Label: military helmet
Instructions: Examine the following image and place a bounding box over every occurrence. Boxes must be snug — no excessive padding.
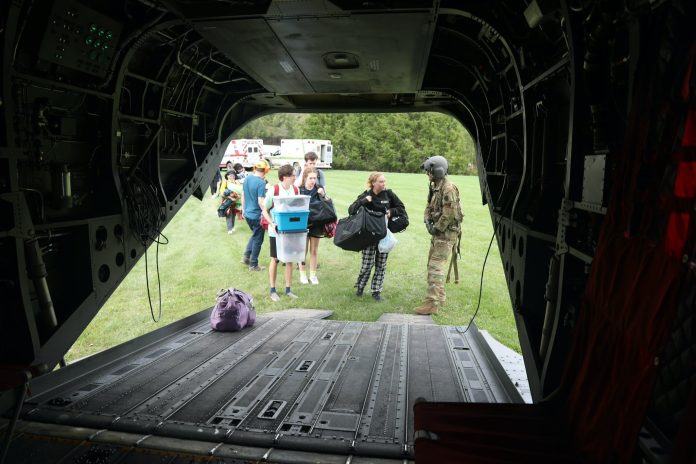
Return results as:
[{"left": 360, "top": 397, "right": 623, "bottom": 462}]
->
[{"left": 421, "top": 156, "right": 449, "bottom": 179}]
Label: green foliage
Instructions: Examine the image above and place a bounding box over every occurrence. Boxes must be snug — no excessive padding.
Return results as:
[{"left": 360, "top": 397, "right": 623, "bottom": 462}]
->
[
  {"left": 238, "top": 112, "right": 476, "bottom": 174},
  {"left": 302, "top": 113, "right": 476, "bottom": 174},
  {"left": 236, "top": 113, "right": 308, "bottom": 144},
  {"left": 66, "top": 171, "right": 517, "bottom": 362}
]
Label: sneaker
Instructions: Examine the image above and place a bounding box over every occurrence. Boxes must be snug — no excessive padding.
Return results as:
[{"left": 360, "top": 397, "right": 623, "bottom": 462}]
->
[
  {"left": 241, "top": 256, "right": 250, "bottom": 265},
  {"left": 356, "top": 288, "right": 364, "bottom": 297},
  {"left": 372, "top": 292, "right": 382, "bottom": 301},
  {"left": 249, "top": 265, "right": 265, "bottom": 271},
  {"left": 285, "top": 291, "right": 298, "bottom": 299},
  {"left": 227, "top": 229, "right": 235, "bottom": 234},
  {"left": 309, "top": 276, "right": 319, "bottom": 285},
  {"left": 270, "top": 292, "right": 280, "bottom": 302},
  {"left": 300, "top": 273, "right": 309, "bottom": 285}
]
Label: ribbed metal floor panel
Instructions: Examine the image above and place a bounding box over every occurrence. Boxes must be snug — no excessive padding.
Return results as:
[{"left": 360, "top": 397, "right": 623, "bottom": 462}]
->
[{"left": 8, "top": 312, "right": 522, "bottom": 463}]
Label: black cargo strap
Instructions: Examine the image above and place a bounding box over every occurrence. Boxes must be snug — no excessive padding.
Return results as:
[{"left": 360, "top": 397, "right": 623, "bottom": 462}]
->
[{"left": 446, "top": 231, "right": 462, "bottom": 284}]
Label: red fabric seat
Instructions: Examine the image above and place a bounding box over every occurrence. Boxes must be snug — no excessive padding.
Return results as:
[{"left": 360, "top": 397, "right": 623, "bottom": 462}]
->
[{"left": 414, "top": 402, "right": 579, "bottom": 464}]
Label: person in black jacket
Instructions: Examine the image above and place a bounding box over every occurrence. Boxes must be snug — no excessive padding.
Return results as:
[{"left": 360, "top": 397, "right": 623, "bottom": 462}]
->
[{"left": 348, "top": 172, "right": 406, "bottom": 301}]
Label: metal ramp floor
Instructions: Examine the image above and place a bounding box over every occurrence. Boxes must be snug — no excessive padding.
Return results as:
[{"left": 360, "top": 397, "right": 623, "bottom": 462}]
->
[{"left": 3, "top": 310, "right": 523, "bottom": 463}]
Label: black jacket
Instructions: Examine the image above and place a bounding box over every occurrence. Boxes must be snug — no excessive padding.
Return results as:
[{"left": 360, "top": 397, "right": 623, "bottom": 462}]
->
[
  {"left": 300, "top": 185, "right": 323, "bottom": 203},
  {"left": 348, "top": 189, "right": 406, "bottom": 218}
]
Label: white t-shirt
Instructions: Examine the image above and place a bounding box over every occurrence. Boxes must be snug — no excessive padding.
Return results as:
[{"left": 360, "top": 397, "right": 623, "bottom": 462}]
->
[{"left": 265, "top": 183, "right": 297, "bottom": 238}]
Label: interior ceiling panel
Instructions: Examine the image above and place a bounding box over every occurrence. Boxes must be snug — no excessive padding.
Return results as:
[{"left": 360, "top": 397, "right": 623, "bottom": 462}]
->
[
  {"left": 194, "top": 19, "right": 313, "bottom": 94},
  {"left": 164, "top": 0, "right": 273, "bottom": 20},
  {"left": 266, "top": 0, "right": 343, "bottom": 16},
  {"left": 196, "top": 12, "right": 436, "bottom": 94}
]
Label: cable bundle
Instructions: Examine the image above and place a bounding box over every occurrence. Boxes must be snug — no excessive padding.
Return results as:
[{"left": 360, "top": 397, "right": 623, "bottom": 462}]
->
[{"left": 123, "top": 171, "right": 168, "bottom": 322}]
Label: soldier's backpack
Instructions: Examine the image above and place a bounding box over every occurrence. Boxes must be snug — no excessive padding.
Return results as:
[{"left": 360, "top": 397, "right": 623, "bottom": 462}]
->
[{"left": 210, "top": 288, "right": 256, "bottom": 332}]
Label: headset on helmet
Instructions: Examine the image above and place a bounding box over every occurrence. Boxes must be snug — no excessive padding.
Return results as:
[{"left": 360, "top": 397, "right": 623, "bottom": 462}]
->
[
  {"left": 421, "top": 156, "right": 449, "bottom": 179},
  {"left": 254, "top": 159, "right": 270, "bottom": 174}
]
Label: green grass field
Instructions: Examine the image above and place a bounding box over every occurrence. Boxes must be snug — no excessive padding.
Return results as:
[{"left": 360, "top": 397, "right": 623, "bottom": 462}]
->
[{"left": 65, "top": 170, "right": 519, "bottom": 362}]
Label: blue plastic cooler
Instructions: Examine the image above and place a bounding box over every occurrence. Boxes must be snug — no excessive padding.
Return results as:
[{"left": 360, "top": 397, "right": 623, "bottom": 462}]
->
[{"left": 274, "top": 210, "right": 309, "bottom": 232}]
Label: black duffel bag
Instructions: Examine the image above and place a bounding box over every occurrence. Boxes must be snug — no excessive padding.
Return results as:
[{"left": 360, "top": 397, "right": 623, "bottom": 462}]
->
[
  {"left": 388, "top": 211, "right": 409, "bottom": 233},
  {"left": 334, "top": 207, "right": 387, "bottom": 252},
  {"left": 309, "top": 197, "right": 337, "bottom": 225}
]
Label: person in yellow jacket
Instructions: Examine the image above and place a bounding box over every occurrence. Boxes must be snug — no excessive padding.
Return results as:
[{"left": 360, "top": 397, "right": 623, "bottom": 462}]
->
[{"left": 218, "top": 171, "right": 243, "bottom": 233}]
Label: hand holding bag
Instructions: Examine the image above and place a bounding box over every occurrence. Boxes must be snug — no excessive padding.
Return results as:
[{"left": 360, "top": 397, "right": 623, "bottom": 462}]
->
[
  {"left": 388, "top": 213, "right": 409, "bottom": 233},
  {"left": 323, "top": 221, "right": 338, "bottom": 238},
  {"left": 334, "top": 206, "right": 387, "bottom": 252},
  {"left": 385, "top": 189, "right": 409, "bottom": 233},
  {"left": 378, "top": 229, "right": 397, "bottom": 253},
  {"left": 309, "top": 196, "right": 337, "bottom": 225}
]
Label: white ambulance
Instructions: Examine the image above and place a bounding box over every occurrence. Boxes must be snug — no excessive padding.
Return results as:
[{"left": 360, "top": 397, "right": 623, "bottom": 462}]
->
[
  {"left": 270, "top": 139, "right": 333, "bottom": 168},
  {"left": 219, "top": 139, "right": 265, "bottom": 169}
]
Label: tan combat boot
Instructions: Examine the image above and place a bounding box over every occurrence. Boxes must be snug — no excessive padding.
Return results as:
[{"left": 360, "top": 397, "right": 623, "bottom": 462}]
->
[{"left": 415, "top": 302, "right": 438, "bottom": 315}]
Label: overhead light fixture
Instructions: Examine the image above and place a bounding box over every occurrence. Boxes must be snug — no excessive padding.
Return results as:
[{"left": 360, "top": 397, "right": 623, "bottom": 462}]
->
[{"left": 279, "top": 60, "right": 294, "bottom": 73}]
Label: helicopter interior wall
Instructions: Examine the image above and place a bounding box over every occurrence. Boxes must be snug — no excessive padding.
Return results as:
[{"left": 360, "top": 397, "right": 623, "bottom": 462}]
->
[{"left": 415, "top": 50, "right": 696, "bottom": 462}]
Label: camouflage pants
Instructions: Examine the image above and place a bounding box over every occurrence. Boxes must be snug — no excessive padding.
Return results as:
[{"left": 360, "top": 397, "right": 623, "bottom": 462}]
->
[{"left": 425, "top": 234, "right": 456, "bottom": 306}]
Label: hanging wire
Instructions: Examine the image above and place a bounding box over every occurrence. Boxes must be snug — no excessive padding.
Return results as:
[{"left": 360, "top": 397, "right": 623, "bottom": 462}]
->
[
  {"left": 143, "top": 232, "right": 167, "bottom": 322},
  {"left": 123, "top": 170, "right": 168, "bottom": 322},
  {"left": 461, "top": 164, "right": 513, "bottom": 335}
]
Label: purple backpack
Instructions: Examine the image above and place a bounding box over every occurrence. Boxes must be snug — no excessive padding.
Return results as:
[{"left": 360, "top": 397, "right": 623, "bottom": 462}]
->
[{"left": 210, "top": 288, "right": 256, "bottom": 331}]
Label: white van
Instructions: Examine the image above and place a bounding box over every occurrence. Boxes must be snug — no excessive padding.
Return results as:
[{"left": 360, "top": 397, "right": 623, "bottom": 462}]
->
[{"left": 269, "top": 139, "right": 333, "bottom": 168}]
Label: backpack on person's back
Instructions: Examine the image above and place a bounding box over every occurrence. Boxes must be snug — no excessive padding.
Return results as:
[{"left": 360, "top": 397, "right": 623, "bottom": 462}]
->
[{"left": 210, "top": 288, "right": 256, "bottom": 331}]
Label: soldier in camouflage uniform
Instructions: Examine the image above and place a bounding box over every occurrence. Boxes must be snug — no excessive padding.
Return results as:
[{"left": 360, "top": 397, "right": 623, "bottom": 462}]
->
[{"left": 415, "top": 156, "right": 463, "bottom": 315}]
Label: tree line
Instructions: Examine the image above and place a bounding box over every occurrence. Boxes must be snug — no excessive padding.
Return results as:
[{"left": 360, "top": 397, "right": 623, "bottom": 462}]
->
[{"left": 237, "top": 112, "right": 477, "bottom": 175}]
